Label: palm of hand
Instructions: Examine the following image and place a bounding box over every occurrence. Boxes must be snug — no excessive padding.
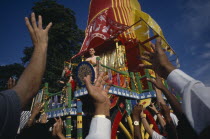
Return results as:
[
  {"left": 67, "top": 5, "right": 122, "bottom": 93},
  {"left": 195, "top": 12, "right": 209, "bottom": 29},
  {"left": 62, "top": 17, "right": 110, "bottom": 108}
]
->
[
  {"left": 32, "top": 103, "right": 42, "bottom": 115},
  {"left": 89, "top": 84, "right": 110, "bottom": 104}
]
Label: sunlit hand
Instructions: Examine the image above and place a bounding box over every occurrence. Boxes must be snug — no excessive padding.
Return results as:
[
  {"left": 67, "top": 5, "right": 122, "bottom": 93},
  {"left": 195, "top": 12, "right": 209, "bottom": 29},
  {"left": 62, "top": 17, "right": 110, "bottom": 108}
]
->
[
  {"left": 147, "top": 73, "right": 166, "bottom": 91},
  {"left": 25, "top": 12, "right": 52, "bottom": 49},
  {"left": 149, "top": 102, "right": 159, "bottom": 113},
  {"left": 52, "top": 117, "right": 64, "bottom": 138},
  {"left": 84, "top": 72, "right": 112, "bottom": 116},
  {"left": 139, "top": 38, "right": 175, "bottom": 79},
  {"left": 31, "top": 102, "right": 44, "bottom": 116}
]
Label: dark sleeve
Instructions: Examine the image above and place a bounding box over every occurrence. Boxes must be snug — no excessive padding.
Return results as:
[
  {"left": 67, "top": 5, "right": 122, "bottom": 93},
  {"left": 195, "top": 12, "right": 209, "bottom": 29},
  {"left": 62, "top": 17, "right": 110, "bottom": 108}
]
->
[
  {"left": 176, "top": 114, "right": 198, "bottom": 139},
  {"left": 0, "top": 89, "right": 21, "bottom": 138}
]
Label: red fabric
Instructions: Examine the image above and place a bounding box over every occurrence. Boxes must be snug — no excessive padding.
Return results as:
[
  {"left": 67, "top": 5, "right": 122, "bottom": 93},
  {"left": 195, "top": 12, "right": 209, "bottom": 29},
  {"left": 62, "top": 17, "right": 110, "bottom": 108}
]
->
[
  {"left": 71, "top": 0, "right": 128, "bottom": 59},
  {"left": 111, "top": 110, "right": 126, "bottom": 139},
  {"left": 70, "top": 80, "right": 76, "bottom": 92},
  {"left": 65, "top": 70, "right": 71, "bottom": 77},
  {"left": 144, "top": 109, "right": 160, "bottom": 134}
]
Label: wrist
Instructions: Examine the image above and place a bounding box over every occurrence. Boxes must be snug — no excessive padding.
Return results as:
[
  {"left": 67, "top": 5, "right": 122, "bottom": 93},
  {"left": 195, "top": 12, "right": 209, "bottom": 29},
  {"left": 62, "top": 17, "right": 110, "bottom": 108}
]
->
[
  {"left": 132, "top": 115, "right": 140, "bottom": 121},
  {"left": 164, "top": 64, "right": 176, "bottom": 79},
  {"left": 95, "top": 104, "right": 110, "bottom": 117},
  {"left": 57, "top": 133, "right": 65, "bottom": 138},
  {"left": 30, "top": 114, "right": 36, "bottom": 119},
  {"left": 155, "top": 112, "right": 159, "bottom": 115},
  {"left": 34, "top": 44, "right": 48, "bottom": 52}
]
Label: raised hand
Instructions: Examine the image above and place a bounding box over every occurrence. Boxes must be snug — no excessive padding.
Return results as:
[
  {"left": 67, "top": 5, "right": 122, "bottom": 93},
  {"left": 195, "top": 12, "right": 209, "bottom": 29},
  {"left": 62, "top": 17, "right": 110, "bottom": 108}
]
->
[
  {"left": 25, "top": 12, "right": 52, "bottom": 49},
  {"left": 132, "top": 104, "right": 143, "bottom": 120},
  {"left": 159, "top": 102, "right": 170, "bottom": 118},
  {"left": 149, "top": 102, "right": 159, "bottom": 113},
  {"left": 139, "top": 38, "right": 175, "bottom": 79},
  {"left": 84, "top": 72, "right": 112, "bottom": 116},
  {"left": 52, "top": 117, "right": 64, "bottom": 138},
  {"left": 147, "top": 73, "right": 166, "bottom": 91},
  {"left": 31, "top": 102, "right": 44, "bottom": 116}
]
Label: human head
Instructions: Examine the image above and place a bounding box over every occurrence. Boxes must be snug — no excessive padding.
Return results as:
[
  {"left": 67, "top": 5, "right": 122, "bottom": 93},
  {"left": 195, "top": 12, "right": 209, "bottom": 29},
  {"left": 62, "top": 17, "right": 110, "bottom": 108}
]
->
[
  {"left": 89, "top": 48, "right": 95, "bottom": 56},
  {"left": 64, "top": 66, "right": 69, "bottom": 72}
]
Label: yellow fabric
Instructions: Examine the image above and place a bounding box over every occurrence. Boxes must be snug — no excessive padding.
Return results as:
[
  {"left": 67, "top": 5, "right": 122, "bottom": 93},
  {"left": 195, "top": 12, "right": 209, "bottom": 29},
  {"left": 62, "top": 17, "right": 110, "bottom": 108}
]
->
[{"left": 139, "top": 98, "right": 151, "bottom": 108}]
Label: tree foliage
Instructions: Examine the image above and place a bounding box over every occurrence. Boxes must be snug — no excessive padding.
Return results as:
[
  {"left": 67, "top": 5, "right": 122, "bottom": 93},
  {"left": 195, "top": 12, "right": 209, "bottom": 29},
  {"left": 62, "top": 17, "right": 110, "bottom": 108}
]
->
[
  {"left": 0, "top": 63, "right": 24, "bottom": 91},
  {"left": 22, "top": 0, "right": 84, "bottom": 92}
]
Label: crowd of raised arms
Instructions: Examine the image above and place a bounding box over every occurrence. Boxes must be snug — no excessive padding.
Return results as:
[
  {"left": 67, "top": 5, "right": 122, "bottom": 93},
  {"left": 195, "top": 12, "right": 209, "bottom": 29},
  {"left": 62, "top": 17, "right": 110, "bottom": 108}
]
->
[{"left": 0, "top": 13, "right": 210, "bottom": 139}]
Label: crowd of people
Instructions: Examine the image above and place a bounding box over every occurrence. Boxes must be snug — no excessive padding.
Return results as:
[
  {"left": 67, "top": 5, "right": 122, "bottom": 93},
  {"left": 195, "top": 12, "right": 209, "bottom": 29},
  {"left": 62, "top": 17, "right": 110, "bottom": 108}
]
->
[{"left": 0, "top": 12, "right": 210, "bottom": 139}]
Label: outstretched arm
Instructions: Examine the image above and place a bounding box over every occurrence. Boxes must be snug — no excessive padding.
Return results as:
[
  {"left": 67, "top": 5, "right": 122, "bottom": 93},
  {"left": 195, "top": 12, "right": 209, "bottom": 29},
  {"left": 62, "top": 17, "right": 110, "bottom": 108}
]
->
[
  {"left": 147, "top": 74, "right": 182, "bottom": 120},
  {"left": 132, "top": 105, "right": 143, "bottom": 139},
  {"left": 13, "top": 13, "right": 52, "bottom": 108},
  {"left": 140, "top": 111, "right": 154, "bottom": 137},
  {"left": 160, "top": 103, "right": 178, "bottom": 139},
  {"left": 84, "top": 72, "right": 112, "bottom": 139},
  {"left": 149, "top": 103, "right": 166, "bottom": 128}
]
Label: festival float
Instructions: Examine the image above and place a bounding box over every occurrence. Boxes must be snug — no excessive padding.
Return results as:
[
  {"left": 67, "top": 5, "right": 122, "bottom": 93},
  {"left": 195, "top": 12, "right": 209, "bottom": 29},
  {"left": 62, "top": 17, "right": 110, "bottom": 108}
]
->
[{"left": 19, "top": 0, "right": 180, "bottom": 138}]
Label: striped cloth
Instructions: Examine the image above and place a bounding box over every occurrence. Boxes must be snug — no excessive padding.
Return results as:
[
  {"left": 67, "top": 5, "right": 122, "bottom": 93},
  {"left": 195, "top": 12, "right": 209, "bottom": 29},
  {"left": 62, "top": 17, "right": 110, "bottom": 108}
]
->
[{"left": 17, "top": 111, "right": 31, "bottom": 134}]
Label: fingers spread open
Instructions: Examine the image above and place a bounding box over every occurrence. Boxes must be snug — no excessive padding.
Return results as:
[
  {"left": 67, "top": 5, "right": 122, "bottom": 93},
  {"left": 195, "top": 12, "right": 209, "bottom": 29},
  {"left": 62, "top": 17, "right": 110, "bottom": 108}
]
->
[
  {"left": 31, "top": 13, "right": 38, "bottom": 30},
  {"left": 25, "top": 17, "right": 33, "bottom": 33},
  {"left": 95, "top": 72, "right": 104, "bottom": 87},
  {"left": 84, "top": 75, "right": 93, "bottom": 91},
  {"left": 151, "top": 43, "right": 156, "bottom": 52},
  {"left": 139, "top": 64, "right": 153, "bottom": 70},
  {"left": 143, "top": 51, "right": 152, "bottom": 57},
  {"left": 38, "top": 15, "right": 42, "bottom": 29},
  {"left": 156, "top": 38, "right": 163, "bottom": 52},
  {"left": 146, "top": 78, "right": 156, "bottom": 85},
  {"left": 45, "top": 22, "right": 52, "bottom": 32},
  {"left": 105, "top": 80, "right": 112, "bottom": 92},
  {"left": 141, "top": 56, "right": 151, "bottom": 63}
]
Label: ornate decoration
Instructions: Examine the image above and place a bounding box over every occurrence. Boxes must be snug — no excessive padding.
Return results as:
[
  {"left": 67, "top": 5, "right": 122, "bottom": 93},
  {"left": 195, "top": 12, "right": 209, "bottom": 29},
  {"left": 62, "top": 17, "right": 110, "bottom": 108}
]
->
[{"left": 76, "top": 61, "right": 95, "bottom": 87}]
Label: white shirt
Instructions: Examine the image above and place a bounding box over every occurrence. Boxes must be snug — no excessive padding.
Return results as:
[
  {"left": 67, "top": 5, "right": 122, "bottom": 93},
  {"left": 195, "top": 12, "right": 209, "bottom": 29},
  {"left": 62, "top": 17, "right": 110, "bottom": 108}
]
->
[
  {"left": 152, "top": 131, "right": 166, "bottom": 139},
  {"left": 167, "top": 69, "right": 210, "bottom": 134},
  {"left": 170, "top": 113, "right": 179, "bottom": 127},
  {"left": 85, "top": 117, "right": 111, "bottom": 139}
]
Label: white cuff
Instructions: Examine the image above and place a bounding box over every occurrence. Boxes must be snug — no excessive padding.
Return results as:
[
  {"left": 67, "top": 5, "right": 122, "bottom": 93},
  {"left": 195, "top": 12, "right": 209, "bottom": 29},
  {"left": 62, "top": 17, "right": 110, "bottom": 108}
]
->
[{"left": 167, "top": 69, "right": 195, "bottom": 96}]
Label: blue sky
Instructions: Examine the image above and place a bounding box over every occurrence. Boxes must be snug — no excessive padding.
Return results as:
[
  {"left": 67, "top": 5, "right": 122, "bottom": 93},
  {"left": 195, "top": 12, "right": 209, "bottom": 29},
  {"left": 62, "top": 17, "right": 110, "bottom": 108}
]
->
[{"left": 0, "top": 0, "right": 210, "bottom": 85}]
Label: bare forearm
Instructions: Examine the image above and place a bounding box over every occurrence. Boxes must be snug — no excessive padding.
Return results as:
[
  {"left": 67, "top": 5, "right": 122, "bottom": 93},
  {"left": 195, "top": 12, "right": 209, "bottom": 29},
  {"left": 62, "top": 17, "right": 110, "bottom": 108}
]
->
[
  {"left": 141, "top": 118, "right": 153, "bottom": 136},
  {"left": 155, "top": 87, "right": 166, "bottom": 105},
  {"left": 157, "top": 114, "right": 166, "bottom": 128},
  {"left": 26, "top": 114, "right": 36, "bottom": 127},
  {"left": 133, "top": 116, "right": 142, "bottom": 139},
  {"left": 14, "top": 46, "right": 47, "bottom": 107},
  {"left": 134, "top": 125, "right": 142, "bottom": 139},
  {"left": 58, "top": 133, "right": 66, "bottom": 139},
  {"left": 161, "top": 88, "right": 182, "bottom": 119}
]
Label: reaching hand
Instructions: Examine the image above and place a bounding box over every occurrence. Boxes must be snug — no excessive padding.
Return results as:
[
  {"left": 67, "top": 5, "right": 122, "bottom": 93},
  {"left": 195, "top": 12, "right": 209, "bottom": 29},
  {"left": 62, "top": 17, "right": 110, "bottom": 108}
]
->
[
  {"left": 52, "top": 117, "right": 64, "bottom": 137},
  {"left": 159, "top": 102, "right": 170, "bottom": 118},
  {"left": 149, "top": 103, "right": 158, "bottom": 113},
  {"left": 147, "top": 74, "right": 166, "bottom": 91},
  {"left": 84, "top": 72, "right": 112, "bottom": 116},
  {"left": 132, "top": 104, "right": 143, "bottom": 120},
  {"left": 31, "top": 102, "right": 44, "bottom": 116},
  {"left": 139, "top": 38, "right": 175, "bottom": 79},
  {"left": 25, "top": 12, "right": 52, "bottom": 49}
]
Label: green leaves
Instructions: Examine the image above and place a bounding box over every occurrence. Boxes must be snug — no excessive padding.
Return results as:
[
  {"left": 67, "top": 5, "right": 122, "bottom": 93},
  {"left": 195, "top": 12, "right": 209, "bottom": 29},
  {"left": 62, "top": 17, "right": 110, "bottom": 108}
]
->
[{"left": 22, "top": 0, "right": 84, "bottom": 92}]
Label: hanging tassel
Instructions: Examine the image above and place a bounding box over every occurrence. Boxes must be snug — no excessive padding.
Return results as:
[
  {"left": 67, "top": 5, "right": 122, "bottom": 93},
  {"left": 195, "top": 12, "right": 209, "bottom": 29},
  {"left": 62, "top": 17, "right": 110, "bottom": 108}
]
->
[
  {"left": 108, "top": 69, "right": 112, "bottom": 80},
  {"left": 176, "top": 58, "right": 180, "bottom": 68},
  {"left": 169, "top": 50, "right": 174, "bottom": 56},
  {"left": 117, "top": 73, "right": 121, "bottom": 86}
]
